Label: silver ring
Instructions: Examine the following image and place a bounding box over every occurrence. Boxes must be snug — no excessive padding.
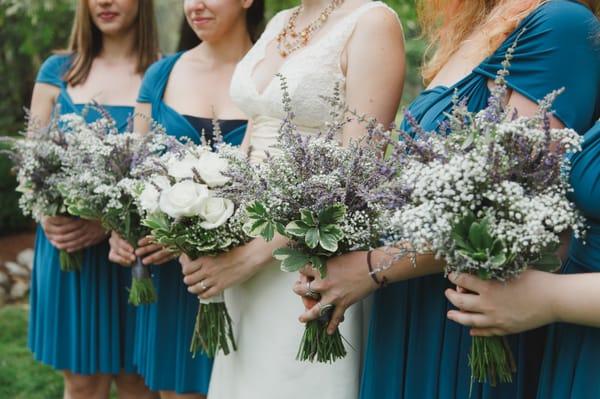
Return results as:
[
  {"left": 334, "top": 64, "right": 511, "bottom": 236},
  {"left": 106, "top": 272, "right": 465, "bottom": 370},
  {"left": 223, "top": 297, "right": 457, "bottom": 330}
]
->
[
  {"left": 306, "top": 281, "right": 319, "bottom": 299},
  {"left": 318, "top": 302, "right": 334, "bottom": 317},
  {"left": 200, "top": 281, "right": 208, "bottom": 291}
]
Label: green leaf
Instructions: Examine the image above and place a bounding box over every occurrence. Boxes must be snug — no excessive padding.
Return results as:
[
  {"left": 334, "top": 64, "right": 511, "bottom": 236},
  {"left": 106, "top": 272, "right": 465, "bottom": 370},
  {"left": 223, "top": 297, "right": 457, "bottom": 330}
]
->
[
  {"left": 489, "top": 253, "right": 507, "bottom": 267},
  {"left": 243, "top": 219, "right": 268, "bottom": 238},
  {"left": 275, "top": 222, "right": 287, "bottom": 236},
  {"left": 479, "top": 219, "right": 494, "bottom": 249},
  {"left": 468, "top": 221, "right": 486, "bottom": 251},
  {"left": 318, "top": 204, "right": 346, "bottom": 225},
  {"left": 319, "top": 229, "right": 342, "bottom": 253},
  {"left": 531, "top": 252, "right": 561, "bottom": 272},
  {"left": 320, "top": 225, "right": 343, "bottom": 241},
  {"left": 451, "top": 228, "right": 474, "bottom": 252},
  {"left": 245, "top": 201, "right": 268, "bottom": 218},
  {"left": 309, "top": 256, "right": 328, "bottom": 278},
  {"left": 273, "top": 247, "right": 311, "bottom": 273},
  {"left": 263, "top": 221, "right": 275, "bottom": 242},
  {"left": 285, "top": 220, "right": 311, "bottom": 237},
  {"left": 300, "top": 209, "right": 317, "bottom": 227},
  {"left": 455, "top": 211, "right": 476, "bottom": 238},
  {"left": 305, "top": 228, "right": 320, "bottom": 249},
  {"left": 490, "top": 239, "right": 505, "bottom": 255}
]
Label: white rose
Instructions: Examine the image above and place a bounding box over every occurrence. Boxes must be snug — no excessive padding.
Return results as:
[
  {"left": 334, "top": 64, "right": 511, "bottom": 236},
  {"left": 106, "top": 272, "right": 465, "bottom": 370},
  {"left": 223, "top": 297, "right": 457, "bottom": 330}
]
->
[
  {"left": 167, "top": 153, "right": 202, "bottom": 180},
  {"left": 196, "top": 151, "right": 230, "bottom": 187},
  {"left": 159, "top": 181, "right": 209, "bottom": 218},
  {"left": 139, "top": 176, "right": 171, "bottom": 213},
  {"left": 198, "top": 197, "right": 235, "bottom": 229}
]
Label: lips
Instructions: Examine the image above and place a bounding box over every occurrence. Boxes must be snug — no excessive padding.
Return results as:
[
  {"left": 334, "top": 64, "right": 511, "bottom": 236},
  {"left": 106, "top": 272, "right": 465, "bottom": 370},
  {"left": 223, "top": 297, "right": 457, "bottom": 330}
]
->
[
  {"left": 98, "top": 11, "right": 119, "bottom": 22},
  {"left": 191, "top": 16, "right": 213, "bottom": 26}
]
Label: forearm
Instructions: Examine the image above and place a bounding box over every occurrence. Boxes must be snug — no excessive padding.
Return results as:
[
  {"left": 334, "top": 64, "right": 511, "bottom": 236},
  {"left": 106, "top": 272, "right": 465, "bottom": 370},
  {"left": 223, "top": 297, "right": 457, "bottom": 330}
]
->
[
  {"left": 550, "top": 272, "right": 600, "bottom": 328},
  {"left": 238, "top": 234, "right": 288, "bottom": 273},
  {"left": 370, "top": 248, "right": 445, "bottom": 284}
]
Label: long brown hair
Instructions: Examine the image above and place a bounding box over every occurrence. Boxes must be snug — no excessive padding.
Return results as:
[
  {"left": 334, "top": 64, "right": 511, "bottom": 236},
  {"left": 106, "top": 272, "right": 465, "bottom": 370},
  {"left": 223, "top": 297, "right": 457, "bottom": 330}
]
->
[
  {"left": 418, "top": 0, "right": 600, "bottom": 84},
  {"left": 64, "top": 0, "right": 159, "bottom": 86}
]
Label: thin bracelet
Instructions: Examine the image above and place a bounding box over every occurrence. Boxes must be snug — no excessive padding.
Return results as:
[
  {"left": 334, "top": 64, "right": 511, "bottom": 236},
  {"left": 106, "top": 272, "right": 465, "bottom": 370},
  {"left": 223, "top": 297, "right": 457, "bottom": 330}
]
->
[{"left": 367, "top": 250, "right": 388, "bottom": 288}]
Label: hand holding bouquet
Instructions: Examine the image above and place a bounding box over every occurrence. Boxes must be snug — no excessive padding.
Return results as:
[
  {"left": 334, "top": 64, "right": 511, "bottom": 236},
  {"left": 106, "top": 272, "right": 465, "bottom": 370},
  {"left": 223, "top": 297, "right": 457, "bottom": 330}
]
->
[
  {"left": 387, "top": 41, "right": 584, "bottom": 386},
  {"left": 244, "top": 77, "right": 398, "bottom": 363},
  {"left": 137, "top": 133, "right": 250, "bottom": 357},
  {"left": 59, "top": 111, "right": 181, "bottom": 304},
  {"left": 2, "top": 110, "right": 85, "bottom": 271}
]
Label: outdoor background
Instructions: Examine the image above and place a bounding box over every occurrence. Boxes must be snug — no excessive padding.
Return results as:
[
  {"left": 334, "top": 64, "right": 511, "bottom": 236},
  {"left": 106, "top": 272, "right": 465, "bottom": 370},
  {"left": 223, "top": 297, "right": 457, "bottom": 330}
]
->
[{"left": 0, "top": 1, "right": 423, "bottom": 397}]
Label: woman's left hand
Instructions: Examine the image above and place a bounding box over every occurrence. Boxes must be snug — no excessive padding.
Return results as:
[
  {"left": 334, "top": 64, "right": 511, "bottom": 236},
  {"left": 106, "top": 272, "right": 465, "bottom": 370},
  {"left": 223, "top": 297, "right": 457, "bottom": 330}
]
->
[
  {"left": 294, "top": 251, "right": 379, "bottom": 334},
  {"left": 445, "top": 269, "right": 557, "bottom": 336},
  {"left": 180, "top": 244, "right": 258, "bottom": 299}
]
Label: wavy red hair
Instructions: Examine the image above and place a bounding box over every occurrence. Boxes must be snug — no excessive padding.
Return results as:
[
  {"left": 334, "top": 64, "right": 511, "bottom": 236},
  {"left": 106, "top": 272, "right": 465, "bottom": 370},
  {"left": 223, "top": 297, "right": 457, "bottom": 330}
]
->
[{"left": 418, "top": 0, "right": 599, "bottom": 84}]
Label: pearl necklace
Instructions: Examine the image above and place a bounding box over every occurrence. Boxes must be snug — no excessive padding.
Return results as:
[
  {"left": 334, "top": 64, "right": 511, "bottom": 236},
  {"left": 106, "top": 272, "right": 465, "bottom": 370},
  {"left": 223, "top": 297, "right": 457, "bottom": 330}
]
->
[{"left": 276, "top": 0, "right": 345, "bottom": 57}]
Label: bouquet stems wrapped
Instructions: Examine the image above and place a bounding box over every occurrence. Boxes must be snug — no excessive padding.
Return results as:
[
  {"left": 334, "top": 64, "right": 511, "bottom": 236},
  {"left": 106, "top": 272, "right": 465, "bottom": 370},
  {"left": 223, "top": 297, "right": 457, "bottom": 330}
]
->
[
  {"left": 386, "top": 36, "right": 584, "bottom": 386},
  {"left": 241, "top": 77, "right": 398, "bottom": 362},
  {"left": 138, "top": 131, "right": 250, "bottom": 357},
  {"left": 1, "top": 110, "right": 84, "bottom": 271}
]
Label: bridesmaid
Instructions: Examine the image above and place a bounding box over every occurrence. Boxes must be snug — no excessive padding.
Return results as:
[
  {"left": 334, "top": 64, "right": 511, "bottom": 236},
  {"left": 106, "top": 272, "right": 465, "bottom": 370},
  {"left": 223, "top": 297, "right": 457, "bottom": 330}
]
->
[
  {"left": 294, "top": 1, "right": 600, "bottom": 398},
  {"left": 107, "top": 0, "right": 263, "bottom": 397},
  {"left": 28, "top": 0, "right": 159, "bottom": 398},
  {"left": 445, "top": 121, "right": 600, "bottom": 398}
]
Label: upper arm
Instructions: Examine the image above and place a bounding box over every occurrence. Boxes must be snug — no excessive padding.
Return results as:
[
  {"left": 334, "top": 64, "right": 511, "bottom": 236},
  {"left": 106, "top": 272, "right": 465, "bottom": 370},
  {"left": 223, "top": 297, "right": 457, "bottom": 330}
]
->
[
  {"left": 29, "top": 83, "right": 59, "bottom": 130},
  {"left": 133, "top": 102, "right": 152, "bottom": 134},
  {"left": 504, "top": 87, "right": 564, "bottom": 129},
  {"left": 342, "top": 7, "right": 405, "bottom": 144}
]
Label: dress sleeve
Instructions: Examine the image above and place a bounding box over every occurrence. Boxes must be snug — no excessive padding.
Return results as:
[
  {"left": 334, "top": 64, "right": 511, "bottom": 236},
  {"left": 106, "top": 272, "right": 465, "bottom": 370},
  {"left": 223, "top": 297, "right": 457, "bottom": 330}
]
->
[
  {"left": 35, "top": 54, "right": 71, "bottom": 88},
  {"left": 137, "top": 57, "right": 168, "bottom": 104},
  {"left": 475, "top": 1, "right": 600, "bottom": 133}
]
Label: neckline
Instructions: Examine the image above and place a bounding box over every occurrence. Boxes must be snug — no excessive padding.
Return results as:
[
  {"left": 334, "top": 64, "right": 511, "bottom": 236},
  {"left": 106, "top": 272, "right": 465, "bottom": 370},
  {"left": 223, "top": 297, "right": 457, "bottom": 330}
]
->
[
  {"left": 249, "top": 2, "right": 377, "bottom": 96},
  {"left": 182, "top": 114, "right": 247, "bottom": 123}
]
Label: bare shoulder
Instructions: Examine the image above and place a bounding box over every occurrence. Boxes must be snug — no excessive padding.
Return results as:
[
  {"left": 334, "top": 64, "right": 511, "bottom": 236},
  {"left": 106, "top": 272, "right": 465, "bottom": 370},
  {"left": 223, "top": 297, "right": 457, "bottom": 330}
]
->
[{"left": 354, "top": 3, "right": 403, "bottom": 39}]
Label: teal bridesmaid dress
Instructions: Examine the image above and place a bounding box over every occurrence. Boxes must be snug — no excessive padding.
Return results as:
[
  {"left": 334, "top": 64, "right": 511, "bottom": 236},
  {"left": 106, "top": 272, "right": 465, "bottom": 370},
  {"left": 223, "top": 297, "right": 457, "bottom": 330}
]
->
[
  {"left": 28, "top": 54, "right": 138, "bottom": 374},
  {"left": 360, "top": 2, "right": 600, "bottom": 398},
  {"left": 537, "top": 122, "right": 600, "bottom": 399},
  {"left": 133, "top": 53, "right": 246, "bottom": 394}
]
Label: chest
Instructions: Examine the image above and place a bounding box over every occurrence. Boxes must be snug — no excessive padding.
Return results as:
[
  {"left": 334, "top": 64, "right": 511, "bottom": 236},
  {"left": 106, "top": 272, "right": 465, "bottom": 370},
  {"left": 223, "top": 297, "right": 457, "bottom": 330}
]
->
[
  {"left": 67, "top": 61, "right": 141, "bottom": 106},
  {"left": 163, "top": 61, "right": 243, "bottom": 119}
]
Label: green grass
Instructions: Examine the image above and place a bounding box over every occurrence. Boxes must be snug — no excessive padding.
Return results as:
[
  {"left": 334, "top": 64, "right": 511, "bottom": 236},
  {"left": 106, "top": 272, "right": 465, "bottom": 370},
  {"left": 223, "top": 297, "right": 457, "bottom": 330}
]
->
[
  {"left": 0, "top": 305, "right": 63, "bottom": 399},
  {"left": 0, "top": 305, "right": 120, "bottom": 398}
]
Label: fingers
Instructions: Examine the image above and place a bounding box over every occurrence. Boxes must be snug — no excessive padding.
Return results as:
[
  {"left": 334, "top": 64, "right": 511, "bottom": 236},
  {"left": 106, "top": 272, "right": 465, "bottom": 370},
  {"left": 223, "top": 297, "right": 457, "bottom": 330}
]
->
[
  {"left": 446, "top": 309, "right": 490, "bottom": 329},
  {"left": 109, "top": 246, "right": 135, "bottom": 266},
  {"left": 445, "top": 288, "right": 483, "bottom": 313},
  {"left": 142, "top": 248, "right": 176, "bottom": 266},
  {"left": 138, "top": 236, "right": 153, "bottom": 247},
  {"left": 183, "top": 266, "right": 207, "bottom": 288},
  {"left": 50, "top": 228, "right": 87, "bottom": 245},
  {"left": 448, "top": 272, "right": 486, "bottom": 294},
  {"left": 199, "top": 283, "right": 223, "bottom": 300},
  {"left": 299, "top": 299, "right": 324, "bottom": 323},
  {"left": 109, "top": 232, "right": 134, "bottom": 253},
  {"left": 299, "top": 265, "right": 319, "bottom": 278},
  {"left": 43, "top": 218, "right": 83, "bottom": 236},
  {"left": 327, "top": 305, "right": 346, "bottom": 335},
  {"left": 180, "top": 254, "right": 199, "bottom": 275},
  {"left": 135, "top": 243, "right": 163, "bottom": 258}
]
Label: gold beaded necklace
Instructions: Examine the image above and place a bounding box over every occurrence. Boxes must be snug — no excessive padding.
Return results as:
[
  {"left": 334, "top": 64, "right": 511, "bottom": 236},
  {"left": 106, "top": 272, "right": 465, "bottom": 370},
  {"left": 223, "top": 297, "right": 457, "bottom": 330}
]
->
[{"left": 276, "top": 0, "right": 345, "bottom": 57}]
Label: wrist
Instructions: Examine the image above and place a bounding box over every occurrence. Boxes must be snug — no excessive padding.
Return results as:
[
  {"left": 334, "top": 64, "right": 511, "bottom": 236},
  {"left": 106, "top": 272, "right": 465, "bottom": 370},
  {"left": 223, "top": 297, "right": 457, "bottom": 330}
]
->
[
  {"left": 543, "top": 271, "right": 563, "bottom": 324},
  {"left": 367, "top": 249, "right": 388, "bottom": 289}
]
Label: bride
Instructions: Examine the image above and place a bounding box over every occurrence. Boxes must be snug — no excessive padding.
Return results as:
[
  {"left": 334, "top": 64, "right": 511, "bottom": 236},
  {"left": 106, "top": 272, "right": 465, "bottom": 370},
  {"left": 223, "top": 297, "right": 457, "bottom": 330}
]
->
[{"left": 180, "top": 0, "right": 404, "bottom": 397}]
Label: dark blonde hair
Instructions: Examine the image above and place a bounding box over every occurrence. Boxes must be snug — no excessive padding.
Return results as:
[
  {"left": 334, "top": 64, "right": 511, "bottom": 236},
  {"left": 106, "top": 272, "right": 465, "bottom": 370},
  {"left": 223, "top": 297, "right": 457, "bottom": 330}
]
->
[
  {"left": 418, "top": 0, "right": 600, "bottom": 84},
  {"left": 64, "top": 0, "right": 159, "bottom": 86}
]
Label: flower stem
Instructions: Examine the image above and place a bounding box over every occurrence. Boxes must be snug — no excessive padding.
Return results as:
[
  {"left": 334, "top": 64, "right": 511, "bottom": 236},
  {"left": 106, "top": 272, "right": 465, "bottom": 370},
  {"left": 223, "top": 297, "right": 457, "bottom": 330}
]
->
[
  {"left": 469, "top": 336, "right": 516, "bottom": 387},
  {"left": 59, "top": 249, "right": 83, "bottom": 272},
  {"left": 190, "top": 301, "right": 237, "bottom": 358},
  {"left": 128, "top": 257, "right": 157, "bottom": 305}
]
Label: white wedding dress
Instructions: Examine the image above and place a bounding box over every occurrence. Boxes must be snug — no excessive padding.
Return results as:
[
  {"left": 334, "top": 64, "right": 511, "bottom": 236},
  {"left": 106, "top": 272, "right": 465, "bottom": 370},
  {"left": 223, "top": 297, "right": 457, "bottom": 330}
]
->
[{"left": 208, "top": 3, "right": 398, "bottom": 398}]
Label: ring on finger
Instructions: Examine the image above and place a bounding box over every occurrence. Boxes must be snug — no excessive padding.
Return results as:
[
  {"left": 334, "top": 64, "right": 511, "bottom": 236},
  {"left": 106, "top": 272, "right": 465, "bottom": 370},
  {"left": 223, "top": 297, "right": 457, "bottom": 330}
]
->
[
  {"left": 200, "top": 280, "right": 208, "bottom": 292},
  {"left": 317, "top": 302, "right": 334, "bottom": 317},
  {"left": 306, "top": 281, "right": 320, "bottom": 299}
]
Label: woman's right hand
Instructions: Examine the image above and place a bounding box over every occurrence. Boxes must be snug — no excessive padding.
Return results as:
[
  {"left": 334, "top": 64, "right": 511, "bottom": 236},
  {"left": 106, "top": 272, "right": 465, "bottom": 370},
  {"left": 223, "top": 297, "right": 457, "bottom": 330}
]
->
[
  {"left": 42, "top": 215, "right": 107, "bottom": 252},
  {"left": 108, "top": 231, "right": 136, "bottom": 266}
]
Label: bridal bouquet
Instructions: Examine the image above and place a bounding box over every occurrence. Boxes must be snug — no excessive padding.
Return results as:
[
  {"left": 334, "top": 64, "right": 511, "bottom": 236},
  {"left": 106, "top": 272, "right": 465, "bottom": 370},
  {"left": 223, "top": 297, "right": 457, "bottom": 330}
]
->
[
  {"left": 137, "top": 130, "right": 250, "bottom": 357},
  {"left": 59, "top": 111, "right": 181, "bottom": 305},
  {"left": 387, "top": 45, "right": 585, "bottom": 386},
  {"left": 1, "top": 110, "right": 84, "bottom": 271},
  {"left": 243, "top": 78, "right": 398, "bottom": 363}
]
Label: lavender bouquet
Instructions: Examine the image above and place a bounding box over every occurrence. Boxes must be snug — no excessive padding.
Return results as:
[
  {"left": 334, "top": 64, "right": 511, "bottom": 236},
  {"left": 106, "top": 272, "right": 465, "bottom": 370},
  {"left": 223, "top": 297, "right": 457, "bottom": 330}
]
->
[
  {"left": 1, "top": 111, "right": 85, "bottom": 271},
  {"left": 242, "top": 78, "right": 398, "bottom": 363},
  {"left": 387, "top": 44, "right": 585, "bottom": 386},
  {"left": 59, "top": 112, "right": 180, "bottom": 305},
  {"left": 137, "top": 128, "right": 250, "bottom": 358}
]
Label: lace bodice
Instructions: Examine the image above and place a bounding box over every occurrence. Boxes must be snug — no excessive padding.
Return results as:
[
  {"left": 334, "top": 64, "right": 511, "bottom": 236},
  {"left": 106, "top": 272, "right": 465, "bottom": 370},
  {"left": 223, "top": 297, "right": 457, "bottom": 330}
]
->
[{"left": 230, "top": 1, "right": 398, "bottom": 162}]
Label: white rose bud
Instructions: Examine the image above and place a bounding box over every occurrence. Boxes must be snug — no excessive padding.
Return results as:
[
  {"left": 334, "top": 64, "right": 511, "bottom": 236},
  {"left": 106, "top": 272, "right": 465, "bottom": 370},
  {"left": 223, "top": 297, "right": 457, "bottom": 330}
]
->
[
  {"left": 159, "top": 181, "right": 209, "bottom": 218},
  {"left": 167, "top": 153, "right": 202, "bottom": 180},
  {"left": 139, "top": 176, "right": 171, "bottom": 213},
  {"left": 198, "top": 197, "right": 235, "bottom": 229},
  {"left": 196, "top": 151, "right": 230, "bottom": 187}
]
